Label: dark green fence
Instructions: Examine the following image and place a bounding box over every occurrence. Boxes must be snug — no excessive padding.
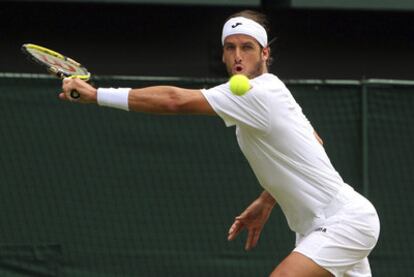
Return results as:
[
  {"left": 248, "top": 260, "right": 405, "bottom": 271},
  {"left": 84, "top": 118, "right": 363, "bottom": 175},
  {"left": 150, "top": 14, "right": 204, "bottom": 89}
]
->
[{"left": 0, "top": 74, "right": 413, "bottom": 276}]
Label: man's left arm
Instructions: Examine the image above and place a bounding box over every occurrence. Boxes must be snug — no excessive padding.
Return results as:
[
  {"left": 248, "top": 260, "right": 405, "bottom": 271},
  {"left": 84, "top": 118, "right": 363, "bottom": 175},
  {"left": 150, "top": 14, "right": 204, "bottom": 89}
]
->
[{"left": 228, "top": 190, "right": 276, "bottom": 251}]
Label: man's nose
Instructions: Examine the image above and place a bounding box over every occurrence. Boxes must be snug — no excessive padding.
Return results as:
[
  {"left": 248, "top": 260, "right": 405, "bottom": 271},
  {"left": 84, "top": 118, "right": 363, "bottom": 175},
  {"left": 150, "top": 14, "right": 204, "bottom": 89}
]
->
[{"left": 234, "top": 48, "right": 242, "bottom": 63}]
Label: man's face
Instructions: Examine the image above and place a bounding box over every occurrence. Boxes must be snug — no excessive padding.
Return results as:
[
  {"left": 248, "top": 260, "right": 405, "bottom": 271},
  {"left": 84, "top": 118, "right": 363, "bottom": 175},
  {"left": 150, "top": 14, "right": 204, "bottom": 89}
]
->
[{"left": 222, "top": 34, "right": 269, "bottom": 79}]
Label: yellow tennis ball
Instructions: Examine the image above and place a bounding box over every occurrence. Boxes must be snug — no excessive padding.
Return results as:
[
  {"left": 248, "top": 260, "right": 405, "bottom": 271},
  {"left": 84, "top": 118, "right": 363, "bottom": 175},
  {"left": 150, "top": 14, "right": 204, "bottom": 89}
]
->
[{"left": 229, "top": 74, "right": 250, "bottom": 96}]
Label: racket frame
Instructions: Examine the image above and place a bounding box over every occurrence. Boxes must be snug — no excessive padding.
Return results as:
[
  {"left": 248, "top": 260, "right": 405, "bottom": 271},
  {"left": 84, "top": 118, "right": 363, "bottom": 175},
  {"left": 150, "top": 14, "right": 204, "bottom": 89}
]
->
[{"left": 21, "top": 43, "right": 91, "bottom": 98}]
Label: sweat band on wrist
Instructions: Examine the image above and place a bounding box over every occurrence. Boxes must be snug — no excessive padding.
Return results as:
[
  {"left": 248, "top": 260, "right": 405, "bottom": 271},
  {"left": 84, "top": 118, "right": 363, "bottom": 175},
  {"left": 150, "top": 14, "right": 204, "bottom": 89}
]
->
[{"left": 97, "top": 88, "right": 131, "bottom": 111}]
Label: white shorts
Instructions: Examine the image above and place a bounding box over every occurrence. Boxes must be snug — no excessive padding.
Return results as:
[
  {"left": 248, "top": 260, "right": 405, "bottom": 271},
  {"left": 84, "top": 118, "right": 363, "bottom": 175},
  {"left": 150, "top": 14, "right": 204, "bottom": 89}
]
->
[{"left": 293, "top": 187, "right": 380, "bottom": 277}]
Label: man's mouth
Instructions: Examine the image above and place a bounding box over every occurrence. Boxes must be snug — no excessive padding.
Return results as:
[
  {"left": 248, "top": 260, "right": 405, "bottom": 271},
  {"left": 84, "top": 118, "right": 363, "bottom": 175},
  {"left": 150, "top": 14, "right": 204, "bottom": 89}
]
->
[{"left": 234, "top": 64, "right": 243, "bottom": 73}]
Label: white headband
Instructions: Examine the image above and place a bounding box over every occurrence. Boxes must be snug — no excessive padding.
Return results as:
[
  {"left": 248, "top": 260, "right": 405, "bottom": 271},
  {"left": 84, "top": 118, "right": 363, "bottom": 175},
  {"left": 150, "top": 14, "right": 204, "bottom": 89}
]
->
[{"left": 221, "top": 16, "right": 268, "bottom": 47}]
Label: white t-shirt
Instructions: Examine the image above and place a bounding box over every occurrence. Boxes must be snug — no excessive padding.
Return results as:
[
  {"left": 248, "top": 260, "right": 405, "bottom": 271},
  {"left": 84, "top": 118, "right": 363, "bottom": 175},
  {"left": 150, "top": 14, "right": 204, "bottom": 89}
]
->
[{"left": 201, "top": 73, "right": 353, "bottom": 235}]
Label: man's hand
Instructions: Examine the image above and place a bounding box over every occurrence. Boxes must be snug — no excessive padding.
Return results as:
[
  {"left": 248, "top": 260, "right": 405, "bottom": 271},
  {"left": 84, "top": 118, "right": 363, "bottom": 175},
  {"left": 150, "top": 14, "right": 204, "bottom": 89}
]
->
[
  {"left": 60, "top": 78, "right": 97, "bottom": 104},
  {"left": 228, "top": 191, "right": 276, "bottom": 251},
  {"left": 314, "top": 131, "right": 323, "bottom": 145}
]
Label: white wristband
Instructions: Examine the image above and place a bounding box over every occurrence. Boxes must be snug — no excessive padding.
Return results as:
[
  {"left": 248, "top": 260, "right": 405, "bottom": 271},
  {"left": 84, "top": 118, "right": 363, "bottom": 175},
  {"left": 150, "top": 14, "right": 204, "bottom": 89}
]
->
[{"left": 97, "top": 88, "right": 131, "bottom": 111}]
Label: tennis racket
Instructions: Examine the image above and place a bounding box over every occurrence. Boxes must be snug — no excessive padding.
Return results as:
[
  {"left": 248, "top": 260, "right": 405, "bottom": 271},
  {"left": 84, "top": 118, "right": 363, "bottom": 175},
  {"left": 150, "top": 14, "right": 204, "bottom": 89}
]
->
[{"left": 21, "top": 43, "right": 91, "bottom": 99}]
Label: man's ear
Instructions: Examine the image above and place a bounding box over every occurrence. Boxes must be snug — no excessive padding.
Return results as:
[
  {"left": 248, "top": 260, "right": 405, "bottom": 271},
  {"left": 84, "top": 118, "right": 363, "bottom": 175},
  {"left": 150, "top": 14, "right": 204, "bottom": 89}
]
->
[{"left": 262, "top": 46, "right": 270, "bottom": 62}]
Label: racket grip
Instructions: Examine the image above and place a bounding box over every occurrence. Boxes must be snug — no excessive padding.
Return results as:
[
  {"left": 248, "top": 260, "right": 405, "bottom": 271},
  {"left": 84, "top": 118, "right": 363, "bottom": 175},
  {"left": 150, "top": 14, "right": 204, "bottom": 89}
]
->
[{"left": 70, "top": 90, "right": 80, "bottom": 99}]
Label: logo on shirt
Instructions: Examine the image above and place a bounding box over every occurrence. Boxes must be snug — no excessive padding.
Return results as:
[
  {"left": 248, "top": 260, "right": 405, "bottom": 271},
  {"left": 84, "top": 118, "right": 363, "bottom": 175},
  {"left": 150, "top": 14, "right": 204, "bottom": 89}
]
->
[
  {"left": 315, "top": 227, "right": 327, "bottom": 233},
  {"left": 231, "top": 22, "right": 242, "bottom": 28}
]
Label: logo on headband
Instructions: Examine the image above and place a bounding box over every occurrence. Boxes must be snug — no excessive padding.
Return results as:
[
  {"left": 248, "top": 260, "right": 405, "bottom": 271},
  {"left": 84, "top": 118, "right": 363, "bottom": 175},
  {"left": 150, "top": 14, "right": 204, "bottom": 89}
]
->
[{"left": 231, "top": 22, "right": 242, "bottom": 28}]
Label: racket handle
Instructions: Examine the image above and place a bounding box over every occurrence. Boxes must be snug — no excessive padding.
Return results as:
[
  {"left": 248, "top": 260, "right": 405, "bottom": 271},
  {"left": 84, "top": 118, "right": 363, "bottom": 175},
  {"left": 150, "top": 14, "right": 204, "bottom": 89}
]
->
[{"left": 70, "top": 90, "right": 80, "bottom": 99}]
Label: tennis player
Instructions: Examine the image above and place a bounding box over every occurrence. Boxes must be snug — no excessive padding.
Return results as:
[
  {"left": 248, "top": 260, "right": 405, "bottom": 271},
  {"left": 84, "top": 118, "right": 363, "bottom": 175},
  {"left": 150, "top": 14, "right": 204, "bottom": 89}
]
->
[{"left": 60, "top": 10, "right": 380, "bottom": 277}]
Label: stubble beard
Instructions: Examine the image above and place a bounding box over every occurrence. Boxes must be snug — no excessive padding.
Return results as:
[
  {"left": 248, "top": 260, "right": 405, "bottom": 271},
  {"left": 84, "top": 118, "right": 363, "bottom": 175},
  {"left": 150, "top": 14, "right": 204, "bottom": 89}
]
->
[{"left": 226, "top": 58, "right": 266, "bottom": 79}]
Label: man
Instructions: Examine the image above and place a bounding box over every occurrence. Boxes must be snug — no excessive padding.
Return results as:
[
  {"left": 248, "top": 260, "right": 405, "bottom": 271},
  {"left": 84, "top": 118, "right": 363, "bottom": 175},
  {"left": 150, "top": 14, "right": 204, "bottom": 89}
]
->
[{"left": 61, "top": 10, "right": 380, "bottom": 277}]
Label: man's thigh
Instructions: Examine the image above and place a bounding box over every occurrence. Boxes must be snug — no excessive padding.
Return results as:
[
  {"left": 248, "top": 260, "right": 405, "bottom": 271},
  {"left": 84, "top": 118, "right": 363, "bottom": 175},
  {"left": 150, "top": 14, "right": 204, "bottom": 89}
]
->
[{"left": 270, "top": 251, "right": 333, "bottom": 277}]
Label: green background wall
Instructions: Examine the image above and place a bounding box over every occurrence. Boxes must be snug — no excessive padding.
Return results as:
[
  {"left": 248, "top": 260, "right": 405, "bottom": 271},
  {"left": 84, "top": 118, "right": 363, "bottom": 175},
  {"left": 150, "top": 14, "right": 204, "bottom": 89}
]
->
[{"left": 0, "top": 75, "right": 412, "bottom": 276}]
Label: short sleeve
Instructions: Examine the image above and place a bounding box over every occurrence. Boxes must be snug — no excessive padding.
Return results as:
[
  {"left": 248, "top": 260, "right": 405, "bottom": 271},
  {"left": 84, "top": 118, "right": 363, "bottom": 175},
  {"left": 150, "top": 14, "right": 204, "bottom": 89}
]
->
[{"left": 201, "top": 82, "right": 270, "bottom": 131}]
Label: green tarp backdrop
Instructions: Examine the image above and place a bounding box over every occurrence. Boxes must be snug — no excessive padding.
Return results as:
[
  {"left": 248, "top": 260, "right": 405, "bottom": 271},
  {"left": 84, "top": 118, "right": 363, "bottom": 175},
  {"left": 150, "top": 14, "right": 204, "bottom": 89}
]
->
[
  {"left": 0, "top": 74, "right": 413, "bottom": 276},
  {"left": 12, "top": 0, "right": 414, "bottom": 10},
  {"left": 11, "top": 0, "right": 260, "bottom": 6},
  {"left": 269, "top": 0, "right": 414, "bottom": 11}
]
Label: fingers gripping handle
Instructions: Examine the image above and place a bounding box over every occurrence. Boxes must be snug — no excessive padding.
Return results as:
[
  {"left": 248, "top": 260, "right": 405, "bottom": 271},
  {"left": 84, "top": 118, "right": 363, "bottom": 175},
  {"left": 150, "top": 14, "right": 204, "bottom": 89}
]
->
[
  {"left": 70, "top": 90, "right": 80, "bottom": 99},
  {"left": 63, "top": 78, "right": 80, "bottom": 99}
]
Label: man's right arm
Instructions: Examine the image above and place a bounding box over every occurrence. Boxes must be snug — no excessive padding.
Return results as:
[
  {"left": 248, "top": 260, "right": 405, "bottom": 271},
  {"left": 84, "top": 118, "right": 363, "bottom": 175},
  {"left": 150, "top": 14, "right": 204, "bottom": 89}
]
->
[
  {"left": 128, "top": 86, "right": 215, "bottom": 115},
  {"left": 60, "top": 78, "right": 216, "bottom": 116}
]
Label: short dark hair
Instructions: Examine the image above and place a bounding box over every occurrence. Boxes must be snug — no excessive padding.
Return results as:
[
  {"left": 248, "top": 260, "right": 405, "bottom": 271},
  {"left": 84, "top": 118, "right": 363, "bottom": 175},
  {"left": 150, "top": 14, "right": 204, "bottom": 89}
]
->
[{"left": 226, "top": 10, "right": 274, "bottom": 67}]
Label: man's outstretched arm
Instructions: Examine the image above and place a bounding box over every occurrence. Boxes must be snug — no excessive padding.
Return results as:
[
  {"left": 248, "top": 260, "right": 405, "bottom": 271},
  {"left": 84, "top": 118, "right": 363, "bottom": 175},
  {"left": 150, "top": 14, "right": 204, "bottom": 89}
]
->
[{"left": 60, "top": 78, "right": 215, "bottom": 115}]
